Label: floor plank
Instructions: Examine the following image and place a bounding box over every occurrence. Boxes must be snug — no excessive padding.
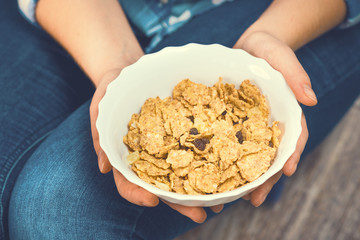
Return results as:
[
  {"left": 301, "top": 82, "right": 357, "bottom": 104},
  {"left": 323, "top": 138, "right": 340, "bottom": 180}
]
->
[{"left": 175, "top": 97, "right": 360, "bottom": 240}]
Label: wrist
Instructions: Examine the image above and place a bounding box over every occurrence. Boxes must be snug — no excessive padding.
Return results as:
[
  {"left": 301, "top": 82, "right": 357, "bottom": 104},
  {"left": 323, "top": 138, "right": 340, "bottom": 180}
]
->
[
  {"left": 234, "top": 31, "right": 289, "bottom": 53},
  {"left": 95, "top": 68, "right": 122, "bottom": 89},
  {"left": 93, "top": 51, "right": 143, "bottom": 88},
  {"left": 235, "top": 23, "right": 303, "bottom": 52},
  {"left": 234, "top": 0, "right": 346, "bottom": 51}
]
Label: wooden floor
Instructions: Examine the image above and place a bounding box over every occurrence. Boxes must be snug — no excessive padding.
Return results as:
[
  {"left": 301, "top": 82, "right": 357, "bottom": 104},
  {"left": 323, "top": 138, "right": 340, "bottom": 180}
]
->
[{"left": 175, "top": 97, "right": 360, "bottom": 240}]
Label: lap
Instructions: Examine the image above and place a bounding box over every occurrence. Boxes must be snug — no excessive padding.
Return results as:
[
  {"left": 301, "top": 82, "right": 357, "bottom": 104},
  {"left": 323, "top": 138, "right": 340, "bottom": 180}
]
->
[
  {"left": 296, "top": 27, "right": 360, "bottom": 154},
  {"left": 8, "top": 101, "right": 208, "bottom": 240},
  {"left": 8, "top": 102, "right": 137, "bottom": 239},
  {"left": 0, "top": 1, "right": 93, "bottom": 238}
]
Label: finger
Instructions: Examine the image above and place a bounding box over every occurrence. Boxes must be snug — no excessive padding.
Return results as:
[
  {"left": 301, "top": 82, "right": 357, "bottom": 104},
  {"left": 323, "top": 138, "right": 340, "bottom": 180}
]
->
[
  {"left": 89, "top": 81, "right": 111, "bottom": 155},
  {"left": 113, "top": 168, "right": 159, "bottom": 207},
  {"left": 210, "top": 204, "right": 224, "bottom": 213},
  {"left": 90, "top": 69, "right": 122, "bottom": 155},
  {"left": 268, "top": 45, "right": 317, "bottom": 106},
  {"left": 98, "top": 149, "right": 112, "bottom": 174},
  {"left": 283, "top": 113, "right": 308, "bottom": 176},
  {"left": 163, "top": 200, "right": 207, "bottom": 223},
  {"left": 242, "top": 193, "right": 251, "bottom": 201},
  {"left": 90, "top": 70, "right": 122, "bottom": 173},
  {"left": 250, "top": 171, "right": 283, "bottom": 207},
  {"left": 90, "top": 96, "right": 101, "bottom": 154}
]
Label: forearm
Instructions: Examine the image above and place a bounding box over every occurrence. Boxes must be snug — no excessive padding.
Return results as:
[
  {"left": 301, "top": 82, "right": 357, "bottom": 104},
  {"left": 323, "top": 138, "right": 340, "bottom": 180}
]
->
[
  {"left": 36, "top": 0, "right": 144, "bottom": 86},
  {"left": 235, "top": 0, "right": 347, "bottom": 50}
]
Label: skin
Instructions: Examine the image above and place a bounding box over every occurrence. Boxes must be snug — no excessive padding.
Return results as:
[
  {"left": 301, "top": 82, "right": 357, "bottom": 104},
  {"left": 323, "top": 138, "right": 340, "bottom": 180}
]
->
[{"left": 36, "top": 0, "right": 346, "bottom": 223}]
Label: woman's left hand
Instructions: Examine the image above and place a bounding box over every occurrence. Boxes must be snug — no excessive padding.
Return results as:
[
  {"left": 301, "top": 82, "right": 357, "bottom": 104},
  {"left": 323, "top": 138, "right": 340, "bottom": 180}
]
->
[
  {"left": 233, "top": 31, "right": 317, "bottom": 206},
  {"left": 90, "top": 68, "right": 223, "bottom": 223}
]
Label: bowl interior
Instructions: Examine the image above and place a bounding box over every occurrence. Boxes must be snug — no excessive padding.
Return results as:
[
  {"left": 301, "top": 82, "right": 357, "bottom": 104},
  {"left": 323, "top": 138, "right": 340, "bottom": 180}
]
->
[{"left": 97, "top": 43, "right": 302, "bottom": 206}]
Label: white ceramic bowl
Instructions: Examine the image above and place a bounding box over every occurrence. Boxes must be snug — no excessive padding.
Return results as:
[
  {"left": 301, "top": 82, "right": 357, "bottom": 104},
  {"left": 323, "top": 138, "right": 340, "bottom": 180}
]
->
[{"left": 97, "top": 43, "right": 302, "bottom": 207}]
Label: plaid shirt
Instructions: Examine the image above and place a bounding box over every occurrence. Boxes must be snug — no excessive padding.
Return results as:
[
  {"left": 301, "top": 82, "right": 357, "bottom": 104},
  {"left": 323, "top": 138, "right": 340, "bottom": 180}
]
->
[{"left": 18, "top": 0, "right": 360, "bottom": 51}]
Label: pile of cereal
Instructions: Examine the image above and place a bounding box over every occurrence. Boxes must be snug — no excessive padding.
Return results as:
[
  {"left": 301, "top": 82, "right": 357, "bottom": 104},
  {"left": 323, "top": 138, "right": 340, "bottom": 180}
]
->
[{"left": 123, "top": 78, "right": 281, "bottom": 194}]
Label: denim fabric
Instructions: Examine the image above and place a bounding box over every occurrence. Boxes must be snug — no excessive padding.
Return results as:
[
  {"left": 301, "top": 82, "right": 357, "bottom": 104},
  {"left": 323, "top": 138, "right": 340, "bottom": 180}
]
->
[
  {"left": 342, "top": 0, "right": 360, "bottom": 28},
  {"left": 0, "top": 2, "right": 95, "bottom": 238},
  {"left": 2, "top": 0, "right": 360, "bottom": 240}
]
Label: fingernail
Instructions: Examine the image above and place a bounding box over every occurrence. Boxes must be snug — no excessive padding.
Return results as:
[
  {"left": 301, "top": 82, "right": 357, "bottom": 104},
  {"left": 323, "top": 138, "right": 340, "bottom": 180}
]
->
[
  {"left": 213, "top": 205, "right": 224, "bottom": 213},
  {"left": 142, "top": 196, "right": 159, "bottom": 207},
  {"left": 142, "top": 200, "right": 156, "bottom": 207},
  {"left": 242, "top": 194, "right": 251, "bottom": 201},
  {"left": 140, "top": 201, "right": 148, "bottom": 207},
  {"left": 98, "top": 151, "right": 104, "bottom": 172},
  {"left": 253, "top": 195, "right": 267, "bottom": 208},
  {"left": 289, "top": 164, "right": 297, "bottom": 176},
  {"left": 303, "top": 85, "right": 317, "bottom": 102}
]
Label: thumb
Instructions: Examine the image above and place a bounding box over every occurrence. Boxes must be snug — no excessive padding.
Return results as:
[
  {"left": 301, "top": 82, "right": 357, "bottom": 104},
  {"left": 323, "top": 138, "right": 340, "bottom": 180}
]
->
[
  {"left": 98, "top": 149, "right": 112, "bottom": 174},
  {"left": 241, "top": 32, "right": 318, "bottom": 106},
  {"left": 269, "top": 45, "right": 318, "bottom": 106}
]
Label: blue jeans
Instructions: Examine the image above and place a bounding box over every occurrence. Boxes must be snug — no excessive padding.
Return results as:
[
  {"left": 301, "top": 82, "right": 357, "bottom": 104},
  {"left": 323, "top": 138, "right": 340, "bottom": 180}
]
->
[{"left": 1, "top": 0, "right": 359, "bottom": 239}]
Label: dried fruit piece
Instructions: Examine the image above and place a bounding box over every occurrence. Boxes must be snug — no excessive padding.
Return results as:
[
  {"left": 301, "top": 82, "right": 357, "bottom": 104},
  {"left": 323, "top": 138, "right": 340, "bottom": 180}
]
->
[
  {"left": 235, "top": 131, "right": 243, "bottom": 144},
  {"left": 127, "top": 151, "right": 140, "bottom": 164},
  {"left": 189, "top": 128, "right": 199, "bottom": 135},
  {"left": 193, "top": 138, "right": 210, "bottom": 151},
  {"left": 154, "top": 180, "right": 170, "bottom": 191}
]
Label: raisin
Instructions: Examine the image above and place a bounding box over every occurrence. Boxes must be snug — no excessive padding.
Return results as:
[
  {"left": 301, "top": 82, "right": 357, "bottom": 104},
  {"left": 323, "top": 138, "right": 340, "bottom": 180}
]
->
[
  {"left": 190, "top": 128, "right": 199, "bottom": 135},
  {"left": 243, "top": 116, "right": 249, "bottom": 121},
  {"left": 269, "top": 141, "right": 274, "bottom": 148},
  {"left": 233, "top": 121, "right": 239, "bottom": 125},
  {"left": 187, "top": 116, "right": 195, "bottom": 123},
  {"left": 235, "top": 131, "right": 243, "bottom": 144},
  {"left": 203, "top": 138, "right": 210, "bottom": 144},
  {"left": 194, "top": 138, "right": 209, "bottom": 151},
  {"left": 221, "top": 110, "right": 227, "bottom": 116}
]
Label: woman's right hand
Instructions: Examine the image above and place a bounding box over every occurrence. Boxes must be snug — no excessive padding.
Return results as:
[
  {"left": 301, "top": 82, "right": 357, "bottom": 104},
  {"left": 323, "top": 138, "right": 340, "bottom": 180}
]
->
[{"left": 234, "top": 31, "right": 317, "bottom": 206}]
